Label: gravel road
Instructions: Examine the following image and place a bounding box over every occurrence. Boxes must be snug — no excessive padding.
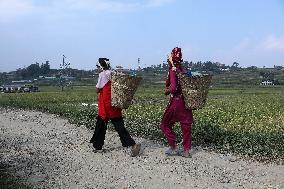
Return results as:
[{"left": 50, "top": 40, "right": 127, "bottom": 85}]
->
[{"left": 0, "top": 108, "right": 283, "bottom": 189}]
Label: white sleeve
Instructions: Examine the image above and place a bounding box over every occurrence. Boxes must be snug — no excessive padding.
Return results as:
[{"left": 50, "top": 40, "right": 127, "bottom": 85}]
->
[
  {"left": 96, "top": 71, "right": 110, "bottom": 88},
  {"left": 96, "top": 73, "right": 103, "bottom": 88}
]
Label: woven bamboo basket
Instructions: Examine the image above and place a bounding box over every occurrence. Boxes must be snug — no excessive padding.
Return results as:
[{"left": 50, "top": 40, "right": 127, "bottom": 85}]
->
[
  {"left": 111, "top": 72, "right": 142, "bottom": 109},
  {"left": 177, "top": 73, "right": 212, "bottom": 110}
]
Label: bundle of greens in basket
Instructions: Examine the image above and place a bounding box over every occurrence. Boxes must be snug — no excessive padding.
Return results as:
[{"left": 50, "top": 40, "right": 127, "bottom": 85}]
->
[
  {"left": 111, "top": 72, "right": 142, "bottom": 109},
  {"left": 178, "top": 73, "right": 212, "bottom": 110}
]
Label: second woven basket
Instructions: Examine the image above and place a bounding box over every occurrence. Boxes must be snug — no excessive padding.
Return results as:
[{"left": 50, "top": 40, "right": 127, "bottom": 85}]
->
[{"left": 177, "top": 73, "right": 212, "bottom": 110}]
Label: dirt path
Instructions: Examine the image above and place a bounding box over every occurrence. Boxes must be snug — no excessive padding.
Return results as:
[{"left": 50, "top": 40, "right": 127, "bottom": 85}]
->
[{"left": 0, "top": 108, "right": 283, "bottom": 189}]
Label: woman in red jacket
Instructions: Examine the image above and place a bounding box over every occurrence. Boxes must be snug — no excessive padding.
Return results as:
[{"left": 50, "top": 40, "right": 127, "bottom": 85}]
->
[
  {"left": 160, "top": 47, "right": 193, "bottom": 158},
  {"left": 90, "top": 58, "right": 141, "bottom": 157}
]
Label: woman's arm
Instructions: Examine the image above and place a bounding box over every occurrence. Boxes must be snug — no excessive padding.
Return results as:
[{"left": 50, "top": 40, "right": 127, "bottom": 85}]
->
[
  {"left": 169, "top": 69, "right": 178, "bottom": 95},
  {"left": 96, "top": 88, "right": 102, "bottom": 94}
]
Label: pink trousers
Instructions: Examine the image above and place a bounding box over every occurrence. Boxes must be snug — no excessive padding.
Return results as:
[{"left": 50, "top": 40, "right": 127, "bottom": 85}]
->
[{"left": 160, "top": 96, "right": 193, "bottom": 151}]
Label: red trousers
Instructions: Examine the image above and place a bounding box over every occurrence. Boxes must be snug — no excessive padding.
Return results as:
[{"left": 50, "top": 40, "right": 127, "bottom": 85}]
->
[{"left": 160, "top": 96, "right": 193, "bottom": 151}]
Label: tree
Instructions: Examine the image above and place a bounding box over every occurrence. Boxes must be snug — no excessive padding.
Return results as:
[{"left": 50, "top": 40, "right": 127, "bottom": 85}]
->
[
  {"left": 40, "top": 61, "right": 50, "bottom": 75},
  {"left": 25, "top": 63, "right": 41, "bottom": 78},
  {"left": 232, "top": 62, "right": 239, "bottom": 68},
  {"left": 247, "top": 66, "right": 257, "bottom": 70},
  {"left": 260, "top": 71, "right": 274, "bottom": 81}
]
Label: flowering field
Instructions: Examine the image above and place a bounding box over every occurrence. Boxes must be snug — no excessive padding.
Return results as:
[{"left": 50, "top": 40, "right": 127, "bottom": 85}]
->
[{"left": 0, "top": 85, "right": 283, "bottom": 162}]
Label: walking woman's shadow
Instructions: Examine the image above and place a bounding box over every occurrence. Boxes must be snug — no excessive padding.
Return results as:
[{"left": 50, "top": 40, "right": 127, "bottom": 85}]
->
[{"left": 139, "top": 138, "right": 203, "bottom": 157}]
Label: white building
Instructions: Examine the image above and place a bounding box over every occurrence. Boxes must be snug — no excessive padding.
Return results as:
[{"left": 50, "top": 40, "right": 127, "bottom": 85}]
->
[{"left": 260, "top": 81, "right": 274, "bottom": 85}]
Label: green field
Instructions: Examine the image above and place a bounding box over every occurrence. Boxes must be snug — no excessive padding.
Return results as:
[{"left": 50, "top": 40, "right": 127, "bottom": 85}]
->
[{"left": 0, "top": 85, "right": 283, "bottom": 163}]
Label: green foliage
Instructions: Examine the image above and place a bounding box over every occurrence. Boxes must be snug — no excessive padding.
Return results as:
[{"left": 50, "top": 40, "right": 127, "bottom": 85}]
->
[
  {"left": 192, "top": 95, "right": 284, "bottom": 161},
  {"left": 15, "top": 61, "right": 51, "bottom": 79},
  {"left": 0, "top": 86, "right": 283, "bottom": 162}
]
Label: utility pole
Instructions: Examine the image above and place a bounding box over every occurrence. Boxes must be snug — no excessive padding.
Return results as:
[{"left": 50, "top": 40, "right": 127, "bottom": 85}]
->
[
  {"left": 138, "top": 58, "right": 141, "bottom": 71},
  {"left": 59, "top": 55, "right": 71, "bottom": 91}
]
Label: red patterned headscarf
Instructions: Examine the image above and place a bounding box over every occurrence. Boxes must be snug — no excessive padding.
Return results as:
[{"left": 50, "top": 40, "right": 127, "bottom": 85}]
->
[
  {"left": 171, "top": 47, "right": 182, "bottom": 65},
  {"left": 166, "top": 47, "right": 184, "bottom": 87}
]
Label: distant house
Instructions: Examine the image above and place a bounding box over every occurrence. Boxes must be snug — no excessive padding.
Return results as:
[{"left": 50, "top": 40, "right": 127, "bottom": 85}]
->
[
  {"left": 191, "top": 71, "right": 202, "bottom": 76},
  {"left": 39, "top": 76, "right": 57, "bottom": 80},
  {"left": 220, "top": 68, "right": 230, "bottom": 71},
  {"left": 260, "top": 81, "right": 274, "bottom": 85},
  {"left": 12, "top": 80, "right": 32, "bottom": 84},
  {"left": 1, "top": 85, "right": 23, "bottom": 93},
  {"left": 61, "top": 76, "right": 75, "bottom": 80},
  {"left": 116, "top": 66, "right": 123, "bottom": 69},
  {"left": 114, "top": 66, "right": 132, "bottom": 74},
  {"left": 216, "top": 63, "right": 226, "bottom": 68},
  {"left": 0, "top": 84, "right": 39, "bottom": 93}
]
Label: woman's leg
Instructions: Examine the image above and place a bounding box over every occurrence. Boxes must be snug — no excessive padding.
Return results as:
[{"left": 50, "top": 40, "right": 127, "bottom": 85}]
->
[
  {"left": 110, "top": 117, "right": 135, "bottom": 147},
  {"left": 90, "top": 116, "right": 108, "bottom": 150},
  {"left": 160, "top": 121, "right": 176, "bottom": 149},
  {"left": 180, "top": 121, "right": 192, "bottom": 152},
  {"left": 160, "top": 99, "right": 177, "bottom": 149}
]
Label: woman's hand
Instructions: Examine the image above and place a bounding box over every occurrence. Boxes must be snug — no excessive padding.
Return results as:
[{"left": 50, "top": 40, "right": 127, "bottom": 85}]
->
[
  {"left": 167, "top": 54, "right": 176, "bottom": 71},
  {"left": 96, "top": 88, "right": 102, "bottom": 94},
  {"left": 165, "top": 88, "right": 170, "bottom": 95},
  {"left": 167, "top": 54, "right": 173, "bottom": 64}
]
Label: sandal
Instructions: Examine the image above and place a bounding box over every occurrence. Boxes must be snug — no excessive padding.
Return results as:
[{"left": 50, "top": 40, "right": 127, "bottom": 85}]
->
[
  {"left": 131, "top": 143, "right": 141, "bottom": 157},
  {"left": 182, "top": 150, "right": 192, "bottom": 158},
  {"left": 165, "top": 148, "right": 179, "bottom": 156}
]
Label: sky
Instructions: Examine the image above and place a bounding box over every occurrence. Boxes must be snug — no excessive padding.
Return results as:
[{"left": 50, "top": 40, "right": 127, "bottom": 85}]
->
[{"left": 0, "top": 0, "right": 284, "bottom": 72}]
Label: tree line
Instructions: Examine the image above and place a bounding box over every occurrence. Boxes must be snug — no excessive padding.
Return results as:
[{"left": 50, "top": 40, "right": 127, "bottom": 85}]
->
[
  {"left": 0, "top": 60, "right": 283, "bottom": 85},
  {"left": 16, "top": 61, "right": 52, "bottom": 79}
]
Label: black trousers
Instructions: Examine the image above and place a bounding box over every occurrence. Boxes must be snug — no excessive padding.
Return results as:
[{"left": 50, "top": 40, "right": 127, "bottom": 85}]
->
[{"left": 90, "top": 116, "right": 136, "bottom": 150}]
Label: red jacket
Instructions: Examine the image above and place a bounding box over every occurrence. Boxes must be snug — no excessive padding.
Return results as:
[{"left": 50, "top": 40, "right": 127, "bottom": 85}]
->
[{"left": 98, "top": 81, "right": 122, "bottom": 121}]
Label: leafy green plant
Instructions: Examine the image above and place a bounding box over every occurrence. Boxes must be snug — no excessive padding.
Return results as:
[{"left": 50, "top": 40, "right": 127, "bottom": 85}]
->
[{"left": 0, "top": 86, "right": 283, "bottom": 162}]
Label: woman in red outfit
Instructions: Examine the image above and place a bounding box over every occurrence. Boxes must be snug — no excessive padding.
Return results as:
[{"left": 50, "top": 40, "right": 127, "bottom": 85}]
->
[
  {"left": 90, "top": 58, "right": 141, "bottom": 157},
  {"left": 160, "top": 47, "right": 193, "bottom": 158}
]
